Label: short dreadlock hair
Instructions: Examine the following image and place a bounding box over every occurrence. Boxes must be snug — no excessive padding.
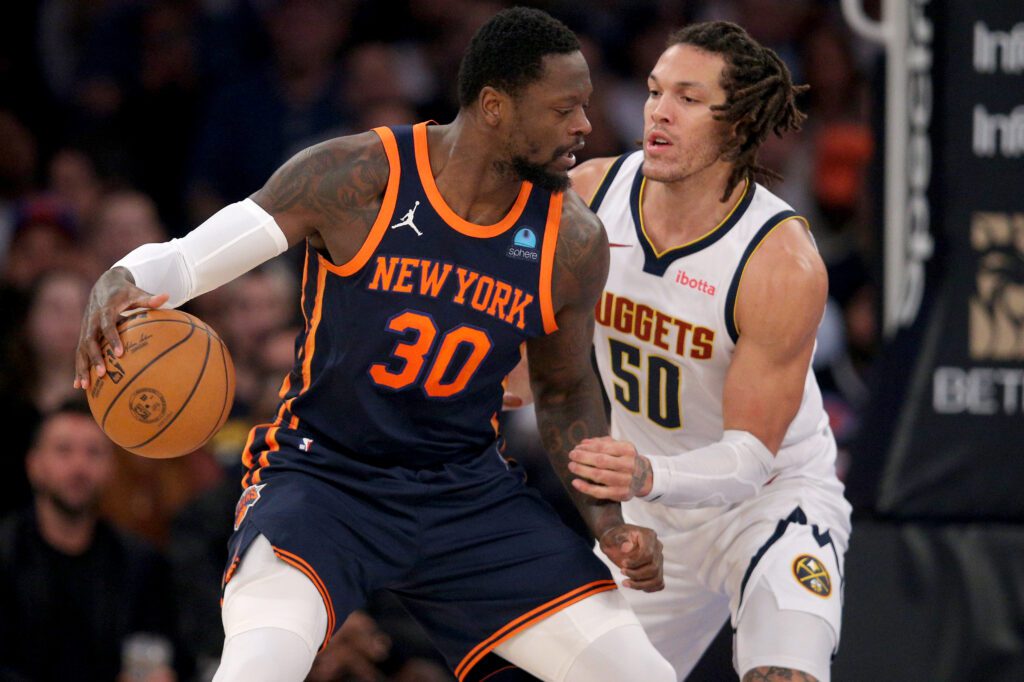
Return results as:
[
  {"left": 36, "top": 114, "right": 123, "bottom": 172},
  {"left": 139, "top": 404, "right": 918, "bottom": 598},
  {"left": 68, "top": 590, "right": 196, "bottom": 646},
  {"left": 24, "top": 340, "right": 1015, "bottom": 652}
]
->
[
  {"left": 457, "top": 7, "right": 580, "bottom": 109},
  {"left": 668, "top": 22, "right": 808, "bottom": 201}
]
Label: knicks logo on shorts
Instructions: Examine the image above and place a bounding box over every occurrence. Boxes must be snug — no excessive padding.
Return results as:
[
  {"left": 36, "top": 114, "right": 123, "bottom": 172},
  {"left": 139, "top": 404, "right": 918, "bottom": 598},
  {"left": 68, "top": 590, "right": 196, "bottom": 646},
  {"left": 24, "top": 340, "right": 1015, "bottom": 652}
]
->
[
  {"left": 792, "top": 554, "right": 831, "bottom": 597},
  {"left": 234, "top": 484, "right": 266, "bottom": 530}
]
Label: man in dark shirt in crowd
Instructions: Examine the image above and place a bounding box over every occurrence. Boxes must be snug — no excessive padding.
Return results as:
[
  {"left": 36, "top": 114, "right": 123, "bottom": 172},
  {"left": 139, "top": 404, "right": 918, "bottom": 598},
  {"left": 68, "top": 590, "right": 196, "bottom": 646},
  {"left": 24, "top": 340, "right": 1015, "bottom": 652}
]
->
[{"left": 0, "top": 399, "right": 182, "bottom": 682}]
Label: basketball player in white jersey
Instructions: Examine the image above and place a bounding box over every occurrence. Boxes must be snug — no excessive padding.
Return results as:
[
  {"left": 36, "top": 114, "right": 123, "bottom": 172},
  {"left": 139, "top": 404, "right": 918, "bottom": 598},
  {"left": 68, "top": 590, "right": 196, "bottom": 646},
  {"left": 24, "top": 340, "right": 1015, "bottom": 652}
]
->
[{"left": 565, "top": 21, "right": 852, "bottom": 682}]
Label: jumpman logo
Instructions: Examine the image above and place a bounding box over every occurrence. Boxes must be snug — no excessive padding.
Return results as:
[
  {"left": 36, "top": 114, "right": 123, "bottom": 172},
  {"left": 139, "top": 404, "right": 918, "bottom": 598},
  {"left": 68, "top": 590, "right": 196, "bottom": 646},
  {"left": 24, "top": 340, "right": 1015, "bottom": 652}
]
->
[{"left": 391, "top": 201, "right": 422, "bottom": 236}]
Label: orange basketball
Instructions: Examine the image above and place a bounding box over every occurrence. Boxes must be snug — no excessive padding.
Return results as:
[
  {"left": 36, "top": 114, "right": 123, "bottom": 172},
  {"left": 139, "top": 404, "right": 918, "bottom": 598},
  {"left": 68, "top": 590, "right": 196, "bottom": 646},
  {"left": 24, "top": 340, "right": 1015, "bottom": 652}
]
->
[{"left": 86, "top": 309, "right": 236, "bottom": 459}]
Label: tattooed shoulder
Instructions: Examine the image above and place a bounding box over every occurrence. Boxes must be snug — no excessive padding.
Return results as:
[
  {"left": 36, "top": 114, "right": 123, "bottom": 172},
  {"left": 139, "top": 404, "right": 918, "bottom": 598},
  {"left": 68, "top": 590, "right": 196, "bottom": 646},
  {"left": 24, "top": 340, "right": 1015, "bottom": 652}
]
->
[
  {"left": 552, "top": 190, "right": 610, "bottom": 309},
  {"left": 251, "top": 131, "right": 390, "bottom": 245}
]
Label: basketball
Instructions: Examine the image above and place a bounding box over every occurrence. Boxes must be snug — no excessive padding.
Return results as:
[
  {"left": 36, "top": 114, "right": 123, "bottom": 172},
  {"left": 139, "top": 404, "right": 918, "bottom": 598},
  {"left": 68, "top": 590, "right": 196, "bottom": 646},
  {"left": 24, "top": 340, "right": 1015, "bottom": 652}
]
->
[{"left": 86, "top": 309, "right": 235, "bottom": 459}]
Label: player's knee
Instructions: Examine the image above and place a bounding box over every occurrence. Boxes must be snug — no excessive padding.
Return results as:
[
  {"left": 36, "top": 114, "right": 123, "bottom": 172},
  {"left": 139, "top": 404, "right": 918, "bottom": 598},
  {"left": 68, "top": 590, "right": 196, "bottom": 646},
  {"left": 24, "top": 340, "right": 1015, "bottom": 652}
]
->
[
  {"left": 735, "top": 580, "right": 835, "bottom": 682},
  {"left": 221, "top": 535, "right": 329, "bottom": 653}
]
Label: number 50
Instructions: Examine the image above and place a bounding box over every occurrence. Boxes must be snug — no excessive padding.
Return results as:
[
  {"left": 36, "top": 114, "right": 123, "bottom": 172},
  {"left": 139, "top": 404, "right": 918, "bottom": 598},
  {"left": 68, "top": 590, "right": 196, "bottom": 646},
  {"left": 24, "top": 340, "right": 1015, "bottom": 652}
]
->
[{"left": 608, "top": 339, "right": 682, "bottom": 429}]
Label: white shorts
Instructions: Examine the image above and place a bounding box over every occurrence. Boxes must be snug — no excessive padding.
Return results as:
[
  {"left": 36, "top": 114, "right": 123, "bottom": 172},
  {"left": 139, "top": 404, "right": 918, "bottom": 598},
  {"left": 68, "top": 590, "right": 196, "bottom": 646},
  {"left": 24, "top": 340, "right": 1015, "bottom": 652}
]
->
[{"left": 597, "top": 475, "right": 851, "bottom": 680}]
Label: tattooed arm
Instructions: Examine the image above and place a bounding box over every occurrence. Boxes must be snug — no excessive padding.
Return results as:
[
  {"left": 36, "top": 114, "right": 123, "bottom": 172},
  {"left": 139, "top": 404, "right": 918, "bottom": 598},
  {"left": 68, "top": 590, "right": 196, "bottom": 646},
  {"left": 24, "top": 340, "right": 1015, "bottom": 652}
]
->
[
  {"left": 75, "top": 131, "right": 390, "bottom": 389},
  {"left": 250, "top": 131, "right": 390, "bottom": 258},
  {"left": 526, "top": 191, "right": 664, "bottom": 592}
]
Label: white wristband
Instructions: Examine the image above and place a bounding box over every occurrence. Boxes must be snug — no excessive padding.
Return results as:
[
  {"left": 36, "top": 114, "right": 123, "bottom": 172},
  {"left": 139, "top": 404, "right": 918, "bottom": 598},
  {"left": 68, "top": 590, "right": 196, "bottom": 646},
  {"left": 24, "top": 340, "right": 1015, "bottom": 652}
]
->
[
  {"left": 113, "top": 199, "right": 288, "bottom": 309},
  {"left": 639, "top": 430, "right": 774, "bottom": 508}
]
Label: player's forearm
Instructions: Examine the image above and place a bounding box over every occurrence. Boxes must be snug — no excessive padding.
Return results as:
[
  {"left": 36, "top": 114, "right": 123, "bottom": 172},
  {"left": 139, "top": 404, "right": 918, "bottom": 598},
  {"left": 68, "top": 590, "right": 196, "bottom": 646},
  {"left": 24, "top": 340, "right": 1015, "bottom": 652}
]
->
[
  {"left": 112, "top": 200, "right": 288, "bottom": 308},
  {"left": 642, "top": 430, "right": 774, "bottom": 508},
  {"left": 534, "top": 379, "right": 624, "bottom": 538}
]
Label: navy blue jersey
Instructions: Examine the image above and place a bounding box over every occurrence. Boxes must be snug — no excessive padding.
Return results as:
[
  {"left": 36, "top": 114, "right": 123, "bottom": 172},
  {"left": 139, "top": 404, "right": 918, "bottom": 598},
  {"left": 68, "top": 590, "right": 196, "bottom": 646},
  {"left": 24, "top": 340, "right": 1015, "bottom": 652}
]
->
[
  {"left": 242, "top": 122, "right": 562, "bottom": 481},
  {"left": 226, "top": 124, "right": 620, "bottom": 681}
]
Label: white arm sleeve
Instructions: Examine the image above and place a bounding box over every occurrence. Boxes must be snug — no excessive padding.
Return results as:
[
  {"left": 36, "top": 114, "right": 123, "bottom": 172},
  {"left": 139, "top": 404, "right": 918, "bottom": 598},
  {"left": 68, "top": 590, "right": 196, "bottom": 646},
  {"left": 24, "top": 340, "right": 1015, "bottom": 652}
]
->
[
  {"left": 639, "top": 430, "right": 774, "bottom": 508},
  {"left": 112, "top": 199, "right": 289, "bottom": 309}
]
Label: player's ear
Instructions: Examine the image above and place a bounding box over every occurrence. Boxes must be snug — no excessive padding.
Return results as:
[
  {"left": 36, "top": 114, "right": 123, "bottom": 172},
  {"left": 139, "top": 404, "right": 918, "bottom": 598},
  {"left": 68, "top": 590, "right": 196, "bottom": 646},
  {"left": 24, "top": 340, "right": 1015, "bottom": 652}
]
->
[{"left": 478, "top": 86, "right": 508, "bottom": 127}]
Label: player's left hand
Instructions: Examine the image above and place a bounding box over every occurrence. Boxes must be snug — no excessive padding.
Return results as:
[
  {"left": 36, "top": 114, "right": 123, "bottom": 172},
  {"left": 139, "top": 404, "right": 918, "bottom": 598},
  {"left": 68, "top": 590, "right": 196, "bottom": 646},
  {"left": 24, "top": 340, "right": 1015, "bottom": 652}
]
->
[
  {"left": 569, "top": 437, "right": 653, "bottom": 501},
  {"left": 598, "top": 523, "right": 664, "bottom": 592}
]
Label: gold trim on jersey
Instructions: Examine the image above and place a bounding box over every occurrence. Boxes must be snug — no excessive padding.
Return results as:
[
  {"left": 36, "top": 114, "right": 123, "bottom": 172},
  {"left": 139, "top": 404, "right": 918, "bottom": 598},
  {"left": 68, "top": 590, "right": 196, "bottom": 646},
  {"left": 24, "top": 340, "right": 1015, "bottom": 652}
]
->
[{"left": 637, "top": 178, "right": 750, "bottom": 258}]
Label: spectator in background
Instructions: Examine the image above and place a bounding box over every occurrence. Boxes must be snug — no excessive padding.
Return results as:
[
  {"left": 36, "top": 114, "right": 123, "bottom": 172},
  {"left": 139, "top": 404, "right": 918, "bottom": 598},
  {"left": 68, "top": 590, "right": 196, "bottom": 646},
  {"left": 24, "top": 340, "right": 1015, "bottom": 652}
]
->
[
  {"left": 0, "top": 399, "right": 184, "bottom": 681},
  {"left": 20, "top": 269, "right": 91, "bottom": 415},
  {"left": 86, "top": 189, "right": 168, "bottom": 276},
  {"left": 0, "top": 270, "right": 89, "bottom": 516},
  {"left": 48, "top": 147, "right": 105, "bottom": 231},
  {"left": 0, "top": 266, "right": 89, "bottom": 422},
  {"left": 2, "top": 195, "right": 81, "bottom": 293},
  {"left": 187, "top": 0, "right": 356, "bottom": 224}
]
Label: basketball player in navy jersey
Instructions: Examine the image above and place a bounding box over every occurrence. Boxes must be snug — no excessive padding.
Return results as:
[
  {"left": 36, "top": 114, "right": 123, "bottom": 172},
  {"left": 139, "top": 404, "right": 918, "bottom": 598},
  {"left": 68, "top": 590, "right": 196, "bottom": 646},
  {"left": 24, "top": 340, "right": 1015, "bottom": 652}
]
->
[
  {"left": 563, "top": 23, "right": 853, "bottom": 682},
  {"left": 74, "top": 8, "right": 675, "bottom": 682}
]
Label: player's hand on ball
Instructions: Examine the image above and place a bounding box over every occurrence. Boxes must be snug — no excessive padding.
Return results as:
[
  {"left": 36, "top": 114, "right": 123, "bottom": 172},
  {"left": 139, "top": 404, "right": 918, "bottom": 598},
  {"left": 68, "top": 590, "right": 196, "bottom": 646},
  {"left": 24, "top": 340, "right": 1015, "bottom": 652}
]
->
[
  {"left": 599, "top": 524, "right": 664, "bottom": 592},
  {"left": 75, "top": 267, "right": 168, "bottom": 390},
  {"left": 569, "top": 437, "right": 653, "bottom": 501}
]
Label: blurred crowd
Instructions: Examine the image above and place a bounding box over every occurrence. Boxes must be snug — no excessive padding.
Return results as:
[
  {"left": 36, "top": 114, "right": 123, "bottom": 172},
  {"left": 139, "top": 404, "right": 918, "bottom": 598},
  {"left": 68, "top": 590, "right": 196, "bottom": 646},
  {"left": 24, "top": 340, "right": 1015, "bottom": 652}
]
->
[{"left": 0, "top": 1, "right": 879, "bottom": 680}]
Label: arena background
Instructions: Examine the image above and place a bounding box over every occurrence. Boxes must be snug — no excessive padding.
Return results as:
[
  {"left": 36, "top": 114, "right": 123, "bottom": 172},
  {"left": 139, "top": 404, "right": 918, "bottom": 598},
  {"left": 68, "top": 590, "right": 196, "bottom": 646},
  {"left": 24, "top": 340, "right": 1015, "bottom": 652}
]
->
[{"left": 0, "top": 1, "right": 1021, "bottom": 680}]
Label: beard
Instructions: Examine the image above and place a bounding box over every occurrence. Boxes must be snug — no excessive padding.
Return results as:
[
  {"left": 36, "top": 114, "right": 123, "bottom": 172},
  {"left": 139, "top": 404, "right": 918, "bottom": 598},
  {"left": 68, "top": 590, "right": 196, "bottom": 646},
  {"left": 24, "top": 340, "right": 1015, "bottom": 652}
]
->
[
  {"left": 39, "top": 485, "right": 99, "bottom": 519},
  {"left": 509, "top": 155, "right": 571, "bottom": 192},
  {"left": 642, "top": 126, "right": 731, "bottom": 184}
]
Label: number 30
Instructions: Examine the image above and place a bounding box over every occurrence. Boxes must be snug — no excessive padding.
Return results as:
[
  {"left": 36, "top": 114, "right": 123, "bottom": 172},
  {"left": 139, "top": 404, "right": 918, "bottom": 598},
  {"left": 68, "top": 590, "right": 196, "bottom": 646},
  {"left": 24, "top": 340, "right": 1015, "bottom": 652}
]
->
[{"left": 369, "top": 311, "right": 492, "bottom": 398}]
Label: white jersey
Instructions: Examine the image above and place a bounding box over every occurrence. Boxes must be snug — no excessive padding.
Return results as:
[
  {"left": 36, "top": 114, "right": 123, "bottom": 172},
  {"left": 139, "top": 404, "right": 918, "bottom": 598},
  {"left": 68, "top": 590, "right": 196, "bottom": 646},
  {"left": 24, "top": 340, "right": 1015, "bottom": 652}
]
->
[
  {"left": 590, "top": 151, "right": 837, "bottom": 484},
  {"left": 587, "top": 153, "right": 850, "bottom": 681}
]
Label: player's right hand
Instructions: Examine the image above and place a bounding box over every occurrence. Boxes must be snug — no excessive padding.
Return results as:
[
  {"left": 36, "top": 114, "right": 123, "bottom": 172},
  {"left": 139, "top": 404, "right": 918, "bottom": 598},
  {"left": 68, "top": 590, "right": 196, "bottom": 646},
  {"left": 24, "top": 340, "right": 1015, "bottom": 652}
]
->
[
  {"left": 598, "top": 523, "right": 665, "bottom": 592},
  {"left": 74, "top": 267, "right": 168, "bottom": 391}
]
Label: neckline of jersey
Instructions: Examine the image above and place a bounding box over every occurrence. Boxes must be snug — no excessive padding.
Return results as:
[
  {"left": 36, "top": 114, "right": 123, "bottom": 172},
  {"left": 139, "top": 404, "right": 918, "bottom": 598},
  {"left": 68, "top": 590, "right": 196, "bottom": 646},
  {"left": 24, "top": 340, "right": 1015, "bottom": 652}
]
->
[
  {"left": 632, "top": 172, "right": 753, "bottom": 268},
  {"left": 626, "top": 168, "right": 757, "bottom": 274},
  {"left": 413, "top": 122, "right": 533, "bottom": 238}
]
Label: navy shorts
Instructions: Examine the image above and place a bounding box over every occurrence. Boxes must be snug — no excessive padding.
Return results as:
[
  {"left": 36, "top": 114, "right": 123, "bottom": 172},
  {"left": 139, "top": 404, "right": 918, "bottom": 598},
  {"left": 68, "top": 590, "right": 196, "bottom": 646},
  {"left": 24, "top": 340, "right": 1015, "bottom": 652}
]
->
[{"left": 224, "top": 429, "right": 615, "bottom": 681}]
